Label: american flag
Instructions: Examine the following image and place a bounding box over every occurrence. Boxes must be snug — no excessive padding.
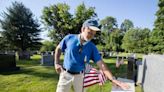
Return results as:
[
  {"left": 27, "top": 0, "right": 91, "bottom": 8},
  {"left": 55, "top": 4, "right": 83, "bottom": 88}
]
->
[
  {"left": 83, "top": 63, "right": 107, "bottom": 88},
  {"left": 116, "top": 56, "right": 121, "bottom": 68},
  {"left": 116, "top": 56, "right": 124, "bottom": 68}
]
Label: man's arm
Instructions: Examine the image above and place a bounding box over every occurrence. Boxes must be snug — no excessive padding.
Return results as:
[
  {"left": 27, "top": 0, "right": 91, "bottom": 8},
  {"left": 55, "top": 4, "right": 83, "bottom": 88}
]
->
[
  {"left": 96, "top": 61, "right": 114, "bottom": 81},
  {"left": 54, "top": 45, "right": 63, "bottom": 73},
  {"left": 97, "top": 60, "right": 130, "bottom": 90}
]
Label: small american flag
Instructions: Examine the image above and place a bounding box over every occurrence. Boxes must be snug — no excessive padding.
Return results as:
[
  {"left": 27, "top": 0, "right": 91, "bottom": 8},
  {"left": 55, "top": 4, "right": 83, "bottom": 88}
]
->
[
  {"left": 116, "top": 56, "right": 124, "bottom": 68},
  {"left": 83, "top": 63, "right": 107, "bottom": 88},
  {"left": 116, "top": 56, "right": 121, "bottom": 68}
]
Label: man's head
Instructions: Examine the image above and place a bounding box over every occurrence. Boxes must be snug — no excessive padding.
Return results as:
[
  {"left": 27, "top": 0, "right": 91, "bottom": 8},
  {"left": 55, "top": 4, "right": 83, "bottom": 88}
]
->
[
  {"left": 81, "top": 19, "right": 101, "bottom": 41},
  {"left": 81, "top": 19, "right": 100, "bottom": 41},
  {"left": 82, "top": 19, "right": 101, "bottom": 31}
]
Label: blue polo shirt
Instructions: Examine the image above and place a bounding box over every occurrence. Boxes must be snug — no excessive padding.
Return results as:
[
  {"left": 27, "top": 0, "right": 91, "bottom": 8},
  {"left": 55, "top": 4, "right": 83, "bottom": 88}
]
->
[{"left": 59, "top": 34, "right": 101, "bottom": 72}]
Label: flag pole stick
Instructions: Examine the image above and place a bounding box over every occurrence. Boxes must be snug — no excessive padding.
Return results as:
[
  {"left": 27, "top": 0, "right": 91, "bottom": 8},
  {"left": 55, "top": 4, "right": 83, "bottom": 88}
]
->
[{"left": 82, "top": 56, "right": 87, "bottom": 92}]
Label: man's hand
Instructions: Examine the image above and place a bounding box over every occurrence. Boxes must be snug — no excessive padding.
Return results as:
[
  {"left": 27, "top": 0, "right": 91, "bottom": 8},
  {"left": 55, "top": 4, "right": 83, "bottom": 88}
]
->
[
  {"left": 112, "top": 79, "right": 130, "bottom": 90},
  {"left": 55, "top": 64, "right": 63, "bottom": 74}
]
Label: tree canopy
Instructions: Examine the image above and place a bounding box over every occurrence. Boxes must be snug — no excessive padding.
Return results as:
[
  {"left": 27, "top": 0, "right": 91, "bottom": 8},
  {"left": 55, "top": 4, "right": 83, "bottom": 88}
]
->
[
  {"left": 120, "top": 19, "right": 134, "bottom": 32},
  {"left": 122, "top": 28, "right": 150, "bottom": 53},
  {"left": 41, "top": 3, "right": 96, "bottom": 44},
  {"left": 150, "top": 0, "right": 164, "bottom": 53},
  {"left": 0, "top": 1, "right": 42, "bottom": 51},
  {"left": 100, "top": 16, "right": 118, "bottom": 32}
]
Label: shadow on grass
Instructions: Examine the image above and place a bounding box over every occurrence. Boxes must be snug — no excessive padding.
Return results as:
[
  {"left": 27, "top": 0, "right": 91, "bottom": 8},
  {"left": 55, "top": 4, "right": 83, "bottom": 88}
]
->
[
  {"left": 1, "top": 57, "right": 127, "bottom": 81},
  {"left": 105, "top": 63, "right": 127, "bottom": 78},
  {"left": 0, "top": 57, "right": 59, "bottom": 80},
  {"left": 16, "top": 59, "right": 41, "bottom": 66},
  {"left": 0, "top": 66, "right": 59, "bottom": 81}
]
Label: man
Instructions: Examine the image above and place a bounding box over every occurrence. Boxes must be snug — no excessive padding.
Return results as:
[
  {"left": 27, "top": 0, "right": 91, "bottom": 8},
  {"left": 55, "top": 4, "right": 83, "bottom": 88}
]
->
[{"left": 54, "top": 19, "right": 129, "bottom": 92}]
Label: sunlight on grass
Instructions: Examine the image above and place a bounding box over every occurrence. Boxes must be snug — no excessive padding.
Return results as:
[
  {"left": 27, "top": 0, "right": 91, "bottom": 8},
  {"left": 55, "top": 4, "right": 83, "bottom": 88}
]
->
[
  {"left": 0, "top": 54, "right": 143, "bottom": 92},
  {"left": 31, "top": 55, "right": 42, "bottom": 60}
]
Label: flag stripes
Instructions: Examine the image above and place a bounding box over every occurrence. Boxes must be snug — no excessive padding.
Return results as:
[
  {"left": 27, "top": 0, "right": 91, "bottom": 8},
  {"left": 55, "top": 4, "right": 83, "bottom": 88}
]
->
[{"left": 83, "top": 64, "right": 107, "bottom": 88}]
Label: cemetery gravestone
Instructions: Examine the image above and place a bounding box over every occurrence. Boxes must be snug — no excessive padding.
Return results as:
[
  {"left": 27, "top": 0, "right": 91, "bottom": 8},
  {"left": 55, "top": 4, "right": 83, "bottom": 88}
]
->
[
  {"left": 18, "top": 51, "right": 30, "bottom": 60},
  {"left": 0, "top": 54, "right": 20, "bottom": 72},
  {"left": 127, "top": 57, "right": 135, "bottom": 80},
  {"left": 141, "top": 55, "right": 164, "bottom": 92},
  {"left": 40, "top": 54, "right": 54, "bottom": 66},
  {"left": 135, "top": 61, "right": 143, "bottom": 85}
]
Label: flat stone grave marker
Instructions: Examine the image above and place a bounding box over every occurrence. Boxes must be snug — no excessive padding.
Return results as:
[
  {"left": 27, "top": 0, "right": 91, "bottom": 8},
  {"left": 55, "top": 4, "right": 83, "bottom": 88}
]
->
[{"left": 111, "top": 77, "right": 135, "bottom": 92}]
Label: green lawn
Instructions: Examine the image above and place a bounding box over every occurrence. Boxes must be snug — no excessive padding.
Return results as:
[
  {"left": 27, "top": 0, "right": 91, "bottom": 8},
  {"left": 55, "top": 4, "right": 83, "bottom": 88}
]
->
[{"left": 0, "top": 55, "right": 142, "bottom": 92}]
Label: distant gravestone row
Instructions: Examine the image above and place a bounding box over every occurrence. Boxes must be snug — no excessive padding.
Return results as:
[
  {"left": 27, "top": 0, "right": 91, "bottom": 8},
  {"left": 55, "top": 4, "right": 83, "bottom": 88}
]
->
[
  {"left": 0, "top": 51, "right": 15, "bottom": 55},
  {"left": 0, "top": 51, "right": 55, "bottom": 72}
]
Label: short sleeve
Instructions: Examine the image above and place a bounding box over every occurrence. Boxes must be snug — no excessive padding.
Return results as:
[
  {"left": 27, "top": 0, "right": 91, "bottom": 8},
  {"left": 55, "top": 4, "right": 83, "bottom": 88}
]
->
[
  {"left": 91, "top": 45, "right": 102, "bottom": 63},
  {"left": 59, "top": 35, "right": 70, "bottom": 52}
]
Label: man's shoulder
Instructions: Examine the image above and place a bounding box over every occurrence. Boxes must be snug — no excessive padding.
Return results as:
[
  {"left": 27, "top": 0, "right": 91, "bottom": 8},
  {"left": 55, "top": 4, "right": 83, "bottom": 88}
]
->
[
  {"left": 87, "top": 41, "right": 97, "bottom": 49},
  {"left": 66, "top": 34, "right": 77, "bottom": 38},
  {"left": 63, "top": 34, "right": 78, "bottom": 42},
  {"left": 88, "top": 41, "right": 95, "bottom": 46}
]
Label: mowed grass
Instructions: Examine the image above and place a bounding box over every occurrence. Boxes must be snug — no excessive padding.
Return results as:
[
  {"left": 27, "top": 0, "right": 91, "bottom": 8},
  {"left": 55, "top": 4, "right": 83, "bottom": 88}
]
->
[
  {"left": 0, "top": 55, "right": 142, "bottom": 92},
  {"left": 0, "top": 55, "right": 58, "bottom": 92}
]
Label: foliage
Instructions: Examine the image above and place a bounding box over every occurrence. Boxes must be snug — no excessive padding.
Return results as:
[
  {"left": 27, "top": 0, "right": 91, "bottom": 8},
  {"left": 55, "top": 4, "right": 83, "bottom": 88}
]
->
[
  {"left": 122, "top": 28, "right": 151, "bottom": 53},
  {"left": 0, "top": 35, "right": 11, "bottom": 50},
  {"left": 150, "top": 0, "right": 164, "bottom": 53},
  {"left": 41, "top": 3, "right": 72, "bottom": 44},
  {"left": 100, "top": 28, "right": 124, "bottom": 52},
  {"left": 0, "top": 1, "right": 42, "bottom": 51},
  {"left": 100, "top": 16, "right": 118, "bottom": 32},
  {"left": 73, "top": 3, "right": 97, "bottom": 34},
  {"left": 41, "top": 3, "right": 96, "bottom": 44},
  {"left": 40, "top": 40, "right": 55, "bottom": 52},
  {"left": 98, "top": 16, "right": 119, "bottom": 49},
  {"left": 101, "top": 31, "right": 110, "bottom": 47},
  {"left": 96, "top": 44, "right": 105, "bottom": 51},
  {"left": 0, "top": 55, "right": 142, "bottom": 92},
  {"left": 120, "top": 19, "right": 134, "bottom": 32},
  {"left": 109, "top": 29, "right": 124, "bottom": 52}
]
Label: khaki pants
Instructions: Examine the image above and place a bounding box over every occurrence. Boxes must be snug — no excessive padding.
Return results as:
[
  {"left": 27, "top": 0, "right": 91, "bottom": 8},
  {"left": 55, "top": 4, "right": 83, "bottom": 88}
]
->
[{"left": 56, "top": 71, "right": 87, "bottom": 92}]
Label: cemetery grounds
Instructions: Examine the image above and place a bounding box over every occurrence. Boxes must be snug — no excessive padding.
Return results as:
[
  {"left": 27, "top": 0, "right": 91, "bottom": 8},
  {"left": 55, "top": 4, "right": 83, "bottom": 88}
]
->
[{"left": 0, "top": 54, "right": 143, "bottom": 92}]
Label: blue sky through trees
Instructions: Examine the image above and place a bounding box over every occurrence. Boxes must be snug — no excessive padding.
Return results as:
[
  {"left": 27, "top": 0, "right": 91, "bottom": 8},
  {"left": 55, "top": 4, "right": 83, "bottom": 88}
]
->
[{"left": 0, "top": 0, "right": 158, "bottom": 40}]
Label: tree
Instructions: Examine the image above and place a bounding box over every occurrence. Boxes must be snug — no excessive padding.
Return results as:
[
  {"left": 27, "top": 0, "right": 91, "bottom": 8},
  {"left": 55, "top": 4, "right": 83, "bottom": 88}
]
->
[
  {"left": 109, "top": 29, "right": 124, "bottom": 52},
  {"left": 100, "top": 16, "right": 118, "bottom": 32},
  {"left": 120, "top": 19, "right": 134, "bottom": 32},
  {"left": 41, "top": 3, "right": 97, "bottom": 43},
  {"left": 150, "top": 0, "right": 164, "bottom": 53},
  {"left": 0, "top": 35, "right": 12, "bottom": 51},
  {"left": 0, "top": 1, "right": 41, "bottom": 59},
  {"left": 41, "top": 3, "right": 72, "bottom": 44},
  {"left": 73, "top": 3, "right": 97, "bottom": 34},
  {"left": 40, "top": 40, "right": 55, "bottom": 52},
  {"left": 122, "top": 28, "right": 150, "bottom": 53}
]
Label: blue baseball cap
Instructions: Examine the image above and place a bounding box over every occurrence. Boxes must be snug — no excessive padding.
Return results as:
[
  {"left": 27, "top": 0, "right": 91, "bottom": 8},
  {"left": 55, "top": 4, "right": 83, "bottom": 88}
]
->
[{"left": 83, "top": 19, "right": 101, "bottom": 31}]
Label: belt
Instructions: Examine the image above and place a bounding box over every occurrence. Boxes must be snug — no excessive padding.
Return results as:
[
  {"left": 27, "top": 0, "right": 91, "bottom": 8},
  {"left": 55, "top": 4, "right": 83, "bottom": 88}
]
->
[{"left": 63, "top": 67, "right": 83, "bottom": 75}]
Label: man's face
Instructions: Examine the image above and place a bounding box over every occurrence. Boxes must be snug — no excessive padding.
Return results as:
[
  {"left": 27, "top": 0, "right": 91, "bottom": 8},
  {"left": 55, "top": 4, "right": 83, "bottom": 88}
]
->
[{"left": 82, "top": 27, "right": 96, "bottom": 41}]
